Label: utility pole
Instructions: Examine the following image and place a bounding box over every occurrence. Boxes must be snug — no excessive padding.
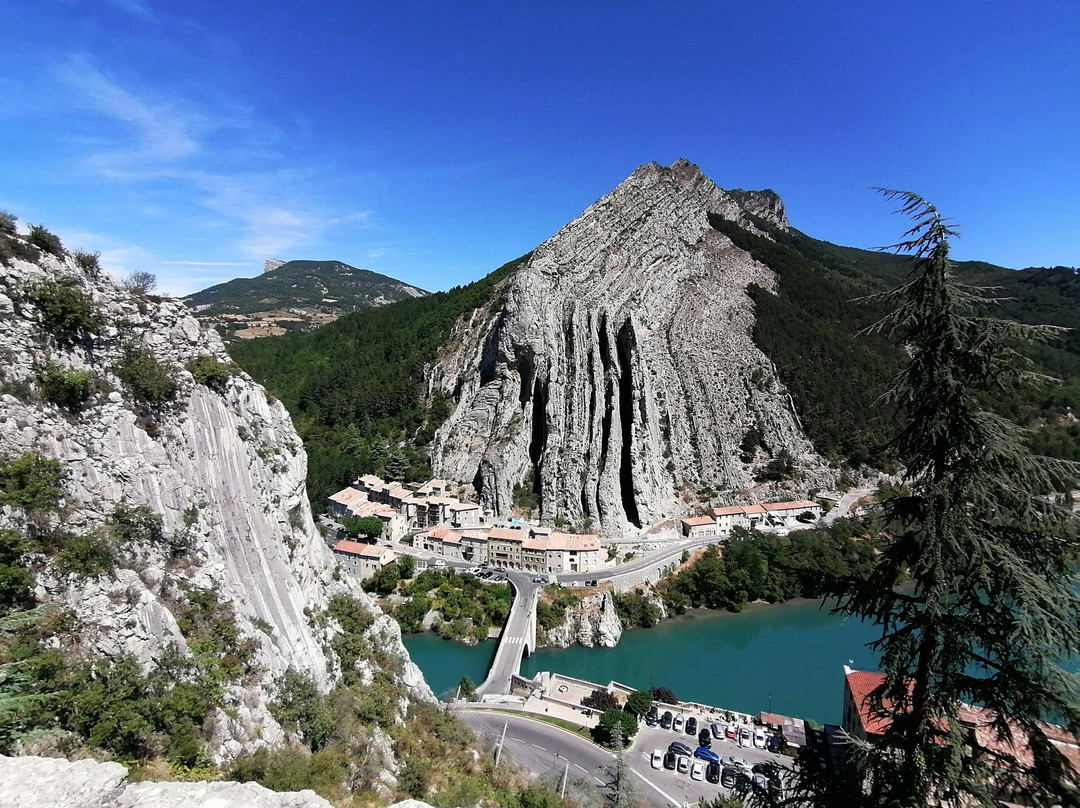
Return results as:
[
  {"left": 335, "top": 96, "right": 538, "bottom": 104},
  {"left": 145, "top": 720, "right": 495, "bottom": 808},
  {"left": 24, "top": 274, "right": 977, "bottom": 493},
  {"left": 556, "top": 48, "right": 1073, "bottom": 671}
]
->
[
  {"left": 560, "top": 759, "right": 569, "bottom": 798},
  {"left": 494, "top": 721, "right": 508, "bottom": 768}
]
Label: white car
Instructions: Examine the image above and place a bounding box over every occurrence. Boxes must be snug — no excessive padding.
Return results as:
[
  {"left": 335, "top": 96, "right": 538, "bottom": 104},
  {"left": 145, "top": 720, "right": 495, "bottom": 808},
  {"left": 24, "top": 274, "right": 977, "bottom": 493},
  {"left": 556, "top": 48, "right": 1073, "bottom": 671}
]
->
[
  {"left": 690, "top": 761, "right": 705, "bottom": 781},
  {"left": 753, "top": 728, "right": 767, "bottom": 749},
  {"left": 739, "top": 726, "right": 752, "bottom": 748},
  {"left": 673, "top": 715, "right": 685, "bottom": 732},
  {"left": 677, "top": 755, "right": 691, "bottom": 774},
  {"left": 650, "top": 749, "right": 663, "bottom": 769}
]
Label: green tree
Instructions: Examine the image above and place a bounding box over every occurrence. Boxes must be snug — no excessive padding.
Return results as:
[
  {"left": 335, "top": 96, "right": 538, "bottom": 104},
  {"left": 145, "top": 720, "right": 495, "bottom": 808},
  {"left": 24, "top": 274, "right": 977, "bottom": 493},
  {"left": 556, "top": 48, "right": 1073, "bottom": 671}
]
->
[
  {"left": 457, "top": 675, "right": 477, "bottom": 701},
  {"left": 342, "top": 516, "right": 383, "bottom": 540},
  {"left": 592, "top": 708, "right": 638, "bottom": 746},
  {"left": 811, "top": 191, "right": 1080, "bottom": 806},
  {"left": 624, "top": 689, "right": 654, "bottom": 718},
  {"left": 397, "top": 553, "right": 416, "bottom": 579}
]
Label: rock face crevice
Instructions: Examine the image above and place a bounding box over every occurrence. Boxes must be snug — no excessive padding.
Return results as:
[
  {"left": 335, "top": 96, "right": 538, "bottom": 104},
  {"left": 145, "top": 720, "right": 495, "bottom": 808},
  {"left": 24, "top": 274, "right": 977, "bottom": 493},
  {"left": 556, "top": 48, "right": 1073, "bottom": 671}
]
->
[
  {"left": 429, "top": 159, "right": 829, "bottom": 534},
  {"left": 0, "top": 248, "right": 432, "bottom": 763}
]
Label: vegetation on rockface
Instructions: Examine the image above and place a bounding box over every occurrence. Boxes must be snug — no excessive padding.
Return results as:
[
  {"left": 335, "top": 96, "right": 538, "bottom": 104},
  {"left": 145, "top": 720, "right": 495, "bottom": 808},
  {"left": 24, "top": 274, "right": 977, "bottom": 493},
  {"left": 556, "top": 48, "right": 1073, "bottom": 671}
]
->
[
  {"left": 114, "top": 344, "right": 179, "bottom": 406},
  {"left": 791, "top": 193, "right": 1080, "bottom": 807},
  {"left": 658, "top": 518, "right": 877, "bottom": 614},
  {"left": 27, "top": 225, "right": 63, "bottom": 257},
  {"left": 535, "top": 585, "right": 583, "bottom": 631},
  {"left": 611, "top": 589, "right": 662, "bottom": 628},
  {"left": 712, "top": 214, "right": 1080, "bottom": 471},
  {"left": 26, "top": 279, "right": 103, "bottom": 342},
  {"left": 186, "top": 355, "right": 236, "bottom": 392},
  {"left": 229, "top": 254, "right": 529, "bottom": 510},
  {"left": 34, "top": 361, "right": 94, "bottom": 413},
  {"left": 384, "top": 568, "right": 512, "bottom": 642}
]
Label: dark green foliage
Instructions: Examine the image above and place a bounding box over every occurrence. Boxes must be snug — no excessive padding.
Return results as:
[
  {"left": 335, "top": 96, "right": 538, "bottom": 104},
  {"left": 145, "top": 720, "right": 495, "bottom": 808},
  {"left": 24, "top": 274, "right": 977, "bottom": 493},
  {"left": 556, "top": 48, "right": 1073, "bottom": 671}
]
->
[
  {"left": 650, "top": 686, "right": 678, "bottom": 704},
  {"left": 228, "top": 746, "right": 347, "bottom": 795},
  {"left": 753, "top": 448, "right": 797, "bottom": 482},
  {"left": 342, "top": 515, "right": 383, "bottom": 539},
  {"left": 27, "top": 280, "right": 101, "bottom": 340},
  {"left": 611, "top": 589, "right": 662, "bottom": 628},
  {"left": 535, "top": 587, "right": 582, "bottom": 630},
  {"left": 73, "top": 251, "right": 100, "bottom": 273},
  {"left": 0, "top": 452, "right": 64, "bottom": 512},
  {"left": 0, "top": 211, "right": 15, "bottom": 234},
  {"left": 172, "top": 588, "right": 255, "bottom": 682},
  {"left": 186, "top": 355, "right": 236, "bottom": 392},
  {"left": 122, "top": 271, "right": 157, "bottom": 295},
  {"left": 458, "top": 675, "right": 478, "bottom": 700},
  {"left": 806, "top": 192, "right": 1080, "bottom": 807},
  {"left": 35, "top": 362, "right": 92, "bottom": 412},
  {"left": 397, "top": 552, "right": 416, "bottom": 579},
  {"left": 270, "top": 669, "right": 335, "bottom": 751},
  {"left": 229, "top": 254, "right": 528, "bottom": 509},
  {"left": 27, "top": 225, "right": 62, "bottom": 256},
  {"left": 114, "top": 344, "right": 178, "bottom": 405},
  {"left": 0, "top": 235, "right": 39, "bottom": 266},
  {"left": 361, "top": 561, "right": 401, "bottom": 596},
  {"left": 0, "top": 529, "right": 35, "bottom": 615},
  {"left": 109, "top": 503, "right": 164, "bottom": 545},
  {"left": 326, "top": 594, "right": 376, "bottom": 681},
  {"left": 624, "top": 689, "right": 654, "bottom": 718},
  {"left": 394, "top": 569, "right": 511, "bottom": 638},
  {"left": 582, "top": 688, "right": 620, "bottom": 712},
  {"left": 592, "top": 708, "right": 638, "bottom": 746},
  {"left": 661, "top": 520, "right": 875, "bottom": 614},
  {"left": 53, "top": 531, "right": 117, "bottom": 577}
]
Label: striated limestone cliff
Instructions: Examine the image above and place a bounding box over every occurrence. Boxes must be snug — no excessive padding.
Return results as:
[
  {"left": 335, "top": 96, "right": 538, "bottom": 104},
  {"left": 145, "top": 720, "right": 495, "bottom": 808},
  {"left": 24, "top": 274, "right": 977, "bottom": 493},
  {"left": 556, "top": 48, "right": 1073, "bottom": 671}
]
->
[
  {"left": 0, "top": 246, "right": 431, "bottom": 762},
  {"left": 429, "top": 159, "right": 829, "bottom": 534},
  {"left": 543, "top": 590, "right": 623, "bottom": 649}
]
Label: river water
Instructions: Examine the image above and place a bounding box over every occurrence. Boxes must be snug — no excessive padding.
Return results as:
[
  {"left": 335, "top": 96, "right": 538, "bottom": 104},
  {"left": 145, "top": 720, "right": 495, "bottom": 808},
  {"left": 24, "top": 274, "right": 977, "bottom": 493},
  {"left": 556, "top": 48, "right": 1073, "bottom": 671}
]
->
[{"left": 403, "top": 598, "right": 883, "bottom": 725}]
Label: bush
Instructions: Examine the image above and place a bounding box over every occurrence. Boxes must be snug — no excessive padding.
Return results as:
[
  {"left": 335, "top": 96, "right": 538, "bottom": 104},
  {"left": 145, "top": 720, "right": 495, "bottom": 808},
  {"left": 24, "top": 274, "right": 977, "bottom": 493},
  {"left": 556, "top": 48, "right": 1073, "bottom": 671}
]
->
[
  {"left": 122, "top": 271, "right": 157, "bottom": 295},
  {"left": 28, "top": 280, "right": 101, "bottom": 339},
  {"left": 73, "top": 251, "right": 100, "bottom": 273},
  {"left": 0, "top": 235, "right": 39, "bottom": 266},
  {"left": 28, "top": 225, "right": 63, "bottom": 256},
  {"left": 592, "top": 708, "right": 638, "bottom": 746},
  {"left": 270, "top": 669, "right": 335, "bottom": 751},
  {"left": 187, "top": 355, "right": 235, "bottom": 392},
  {"left": 612, "top": 590, "right": 662, "bottom": 628},
  {"left": 36, "top": 362, "right": 92, "bottom": 412},
  {"left": 110, "top": 503, "right": 164, "bottom": 544},
  {"left": 0, "top": 211, "right": 16, "bottom": 235},
  {"left": 342, "top": 515, "right": 383, "bottom": 540},
  {"left": 114, "top": 344, "right": 178, "bottom": 405},
  {"left": 582, "top": 688, "right": 619, "bottom": 712},
  {"left": 54, "top": 531, "right": 117, "bottom": 576},
  {"left": 650, "top": 686, "right": 679, "bottom": 705},
  {"left": 0, "top": 452, "right": 64, "bottom": 512},
  {"left": 625, "top": 689, "right": 654, "bottom": 717}
]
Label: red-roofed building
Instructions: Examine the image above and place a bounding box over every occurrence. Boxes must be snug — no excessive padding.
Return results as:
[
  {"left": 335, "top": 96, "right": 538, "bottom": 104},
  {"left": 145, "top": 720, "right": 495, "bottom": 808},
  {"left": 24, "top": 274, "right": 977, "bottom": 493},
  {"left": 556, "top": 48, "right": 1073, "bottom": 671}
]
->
[
  {"left": 331, "top": 540, "right": 396, "bottom": 580},
  {"left": 680, "top": 515, "right": 719, "bottom": 539}
]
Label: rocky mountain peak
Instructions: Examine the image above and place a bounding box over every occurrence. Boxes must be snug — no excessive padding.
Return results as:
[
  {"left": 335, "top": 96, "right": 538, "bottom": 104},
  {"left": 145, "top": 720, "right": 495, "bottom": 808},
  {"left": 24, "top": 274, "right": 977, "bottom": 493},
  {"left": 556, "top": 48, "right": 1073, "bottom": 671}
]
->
[{"left": 428, "top": 160, "right": 827, "bottom": 535}]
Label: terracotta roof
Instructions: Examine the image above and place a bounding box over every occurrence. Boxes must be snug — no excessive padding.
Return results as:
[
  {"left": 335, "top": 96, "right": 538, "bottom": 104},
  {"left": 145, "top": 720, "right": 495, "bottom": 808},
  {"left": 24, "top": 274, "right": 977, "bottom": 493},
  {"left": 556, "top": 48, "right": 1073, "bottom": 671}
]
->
[
  {"left": 358, "top": 474, "right": 383, "bottom": 486},
  {"left": 332, "top": 540, "right": 390, "bottom": 559},
  {"left": 846, "top": 670, "right": 894, "bottom": 736},
  {"left": 712, "top": 506, "right": 748, "bottom": 516},
  {"left": 451, "top": 502, "right": 480, "bottom": 511},
  {"left": 328, "top": 487, "right": 367, "bottom": 507},
  {"left": 388, "top": 486, "right": 411, "bottom": 499},
  {"left": 488, "top": 527, "right": 527, "bottom": 542},
  {"left": 741, "top": 504, "right": 767, "bottom": 515},
  {"left": 546, "top": 532, "right": 601, "bottom": 551},
  {"left": 763, "top": 500, "right": 820, "bottom": 511},
  {"left": 681, "top": 516, "right": 717, "bottom": 526}
]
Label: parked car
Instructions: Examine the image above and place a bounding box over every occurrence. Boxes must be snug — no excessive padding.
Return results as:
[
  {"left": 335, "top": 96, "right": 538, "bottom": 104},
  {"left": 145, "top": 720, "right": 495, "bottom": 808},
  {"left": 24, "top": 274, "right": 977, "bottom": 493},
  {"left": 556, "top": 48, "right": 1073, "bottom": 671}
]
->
[
  {"left": 532, "top": 575, "right": 545, "bottom": 583},
  {"left": 752, "top": 773, "right": 768, "bottom": 791},
  {"left": 698, "top": 728, "right": 711, "bottom": 748},
  {"left": 766, "top": 735, "right": 783, "bottom": 753},
  {"left": 645, "top": 713, "right": 658, "bottom": 727},
  {"left": 731, "top": 757, "right": 750, "bottom": 770},
  {"left": 705, "top": 761, "right": 721, "bottom": 784},
  {"left": 648, "top": 706, "right": 660, "bottom": 722},
  {"left": 690, "top": 761, "right": 705, "bottom": 781},
  {"left": 432, "top": 559, "right": 446, "bottom": 567},
  {"left": 677, "top": 755, "right": 691, "bottom": 774},
  {"left": 721, "top": 766, "right": 738, "bottom": 788},
  {"left": 768, "top": 777, "right": 784, "bottom": 797},
  {"left": 753, "top": 728, "right": 767, "bottom": 749},
  {"left": 720, "top": 756, "right": 738, "bottom": 767},
  {"left": 673, "top": 715, "right": 685, "bottom": 732},
  {"left": 685, "top": 716, "right": 698, "bottom": 735},
  {"left": 710, "top": 722, "right": 724, "bottom": 739},
  {"left": 650, "top": 750, "right": 663, "bottom": 769},
  {"left": 752, "top": 762, "right": 779, "bottom": 778},
  {"left": 738, "top": 726, "right": 752, "bottom": 747},
  {"left": 661, "top": 711, "right": 673, "bottom": 730},
  {"left": 668, "top": 741, "right": 692, "bottom": 757},
  {"left": 726, "top": 724, "right": 738, "bottom": 740},
  {"left": 694, "top": 747, "right": 720, "bottom": 764},
  {"left": 663, "top": 751, "right": 677, "bottom": 770}
]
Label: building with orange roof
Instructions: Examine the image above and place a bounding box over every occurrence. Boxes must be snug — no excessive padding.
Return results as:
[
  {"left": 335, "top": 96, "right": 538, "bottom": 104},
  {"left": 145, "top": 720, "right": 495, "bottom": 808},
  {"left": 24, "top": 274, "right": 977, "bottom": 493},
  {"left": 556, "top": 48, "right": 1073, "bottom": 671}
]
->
[
  {"left": 680, "top": 514, "right": 719, "bottom": 539},
  {"left": 331, "top": 539, "right": 396, "bottom": 580}
]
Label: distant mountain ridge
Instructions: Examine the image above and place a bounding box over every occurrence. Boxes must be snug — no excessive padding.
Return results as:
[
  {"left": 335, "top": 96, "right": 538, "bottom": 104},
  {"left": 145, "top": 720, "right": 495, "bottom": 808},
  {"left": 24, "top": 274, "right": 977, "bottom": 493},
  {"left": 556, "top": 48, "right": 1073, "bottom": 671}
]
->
[{"left": 183, "top": 259, "right": 427, "bottom": 339}]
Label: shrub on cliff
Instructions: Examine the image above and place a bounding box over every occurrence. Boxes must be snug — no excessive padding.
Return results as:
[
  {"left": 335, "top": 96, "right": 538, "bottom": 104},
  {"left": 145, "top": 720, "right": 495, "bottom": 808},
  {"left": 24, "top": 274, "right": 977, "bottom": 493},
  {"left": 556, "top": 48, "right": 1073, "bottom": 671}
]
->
[
  {"left": 114, "top": 344, "right": 178, "bottom": 406},
  {"left": 27, "top": 225, "right": 63, "bottom": 257},
  {"left": 186, "top": 355, "right": 236, "bottom": 392},
  {"left": 35, "top": 362, "right": 93, "bottom": 413},
  {"left": 27, "top": 280, "right": 102, "bottom": 340}
]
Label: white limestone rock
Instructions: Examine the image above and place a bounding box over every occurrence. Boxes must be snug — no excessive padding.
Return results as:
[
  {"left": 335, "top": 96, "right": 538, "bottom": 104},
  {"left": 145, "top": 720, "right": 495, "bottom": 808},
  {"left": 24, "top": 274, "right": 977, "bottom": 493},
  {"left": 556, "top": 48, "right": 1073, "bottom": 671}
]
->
[
  {"left": 429, "top": 159, "right": 832, "bottom": 535},
  {"left": 0, "top": 246, "right": 431, "bottom": 765},
  {"left": 543, "top": 591, "right": 623, "bottom": 648}
]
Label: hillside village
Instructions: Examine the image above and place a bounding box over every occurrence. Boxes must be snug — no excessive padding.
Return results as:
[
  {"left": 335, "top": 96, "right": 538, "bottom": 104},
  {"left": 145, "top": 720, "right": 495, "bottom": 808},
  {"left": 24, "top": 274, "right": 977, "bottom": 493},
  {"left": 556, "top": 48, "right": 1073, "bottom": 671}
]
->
[{"left": 322, "top": 472, "right": 828, "bottom": 579}]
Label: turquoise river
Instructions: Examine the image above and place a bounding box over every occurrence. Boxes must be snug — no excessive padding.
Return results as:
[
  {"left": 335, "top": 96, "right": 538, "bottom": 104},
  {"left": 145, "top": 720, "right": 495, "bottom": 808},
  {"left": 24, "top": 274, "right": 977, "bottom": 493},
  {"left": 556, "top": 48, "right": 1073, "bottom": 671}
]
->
[{"left": 403, "top": 599, "right": 883, "bottom": 726}]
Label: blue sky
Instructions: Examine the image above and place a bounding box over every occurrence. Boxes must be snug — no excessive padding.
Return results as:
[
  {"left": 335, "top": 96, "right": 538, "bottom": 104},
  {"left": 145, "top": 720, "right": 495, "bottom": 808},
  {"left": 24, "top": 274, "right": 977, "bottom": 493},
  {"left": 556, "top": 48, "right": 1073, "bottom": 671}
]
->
[{"left": 2, "top": 1, "right": 1078, "bottom": 296}]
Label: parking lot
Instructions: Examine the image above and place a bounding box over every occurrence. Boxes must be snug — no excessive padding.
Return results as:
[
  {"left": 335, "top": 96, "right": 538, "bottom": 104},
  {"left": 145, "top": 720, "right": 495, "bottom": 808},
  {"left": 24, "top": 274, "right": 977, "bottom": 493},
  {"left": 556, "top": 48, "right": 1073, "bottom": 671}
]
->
[{"left": 630, "top": 711, "right": 790, "bottom": 805}]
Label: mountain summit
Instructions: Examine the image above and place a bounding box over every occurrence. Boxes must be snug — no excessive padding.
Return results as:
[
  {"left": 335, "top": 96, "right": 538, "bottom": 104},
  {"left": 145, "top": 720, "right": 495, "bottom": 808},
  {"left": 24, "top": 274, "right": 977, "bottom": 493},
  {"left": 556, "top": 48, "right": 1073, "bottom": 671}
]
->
[
  {"left": 428, "top": 159, "right": 826, "bottom": 533},
  {"left": 184, "top": 259, "right": 427, "bottom": 339}
]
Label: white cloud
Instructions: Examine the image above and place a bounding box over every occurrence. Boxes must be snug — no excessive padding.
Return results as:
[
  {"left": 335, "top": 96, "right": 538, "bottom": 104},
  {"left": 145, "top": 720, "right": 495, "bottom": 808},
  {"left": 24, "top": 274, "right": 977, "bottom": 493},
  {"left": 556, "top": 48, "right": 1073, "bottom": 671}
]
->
[
  {"left": 161, "top": 261, "right": 252, "bottom": 266},
  {"left": 367, "top": 248, "right": 388, "bottom": 259},
  {"left": 105, "top": 0, "right": 157, "bottom": 22}
]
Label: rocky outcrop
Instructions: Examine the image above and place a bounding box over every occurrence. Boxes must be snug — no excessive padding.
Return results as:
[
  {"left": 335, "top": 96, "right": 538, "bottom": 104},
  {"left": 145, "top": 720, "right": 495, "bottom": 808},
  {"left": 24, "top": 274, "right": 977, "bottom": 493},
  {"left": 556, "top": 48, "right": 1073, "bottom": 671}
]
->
[
  {"left": 0, "top": 246, "right": 432, "bottom": 762},
  {"left": 543, "top": 591, "right": 623, "bottom": 648},
  {"left": 0, "top": 754, "right": 332, "bottom": 807},
  {"left": 429, "top": 159, "right": 830, "bottom": 534}
]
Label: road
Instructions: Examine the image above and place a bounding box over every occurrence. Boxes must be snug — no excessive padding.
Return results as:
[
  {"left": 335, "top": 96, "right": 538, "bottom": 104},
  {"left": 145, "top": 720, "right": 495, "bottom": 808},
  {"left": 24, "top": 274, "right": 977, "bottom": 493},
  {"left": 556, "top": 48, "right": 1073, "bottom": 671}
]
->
[
  {"left": 823, "top": 488, "right": 875, "bottom": 523},
  {"left": 458, "top": 708, "right": 793, "bottom": 808},
  {"left": 476, "top": 572, "right": 541, "bottom": 695}
]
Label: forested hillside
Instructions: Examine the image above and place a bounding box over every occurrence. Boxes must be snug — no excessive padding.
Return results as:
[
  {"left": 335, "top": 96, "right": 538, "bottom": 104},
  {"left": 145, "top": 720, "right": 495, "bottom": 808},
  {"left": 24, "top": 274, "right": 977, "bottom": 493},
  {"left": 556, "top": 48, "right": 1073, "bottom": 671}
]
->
[
  {"left": 713, "top": 215, "right": 1080, "bottom": 469},
  {"left": 229, "top": 255, "right": 529, "bottom": 507}
]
